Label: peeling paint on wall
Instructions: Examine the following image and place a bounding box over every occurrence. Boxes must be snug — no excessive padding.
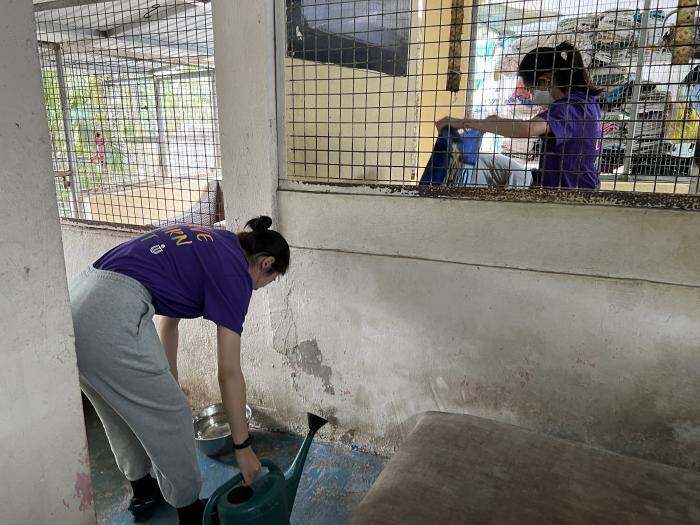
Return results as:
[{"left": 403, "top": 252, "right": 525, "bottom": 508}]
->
[{"left": 289, "top": 339, "right": 335, "bottom": 395}]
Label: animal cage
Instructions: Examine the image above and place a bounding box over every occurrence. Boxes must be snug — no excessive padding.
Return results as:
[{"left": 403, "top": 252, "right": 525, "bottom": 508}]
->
[
  {"left": 283, "top": 0, "right": 700, "bottom": 195},
  {"left": 35, "top": 0, "right": 222, "bottom": 226}
]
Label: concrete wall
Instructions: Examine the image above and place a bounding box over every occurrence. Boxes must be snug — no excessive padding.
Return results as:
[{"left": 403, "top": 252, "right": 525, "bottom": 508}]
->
[
  {"left": 0, "top": 1, "right": 95, "bottom": 523},
  {"left": 61, "top": 192, "right": 700, "bottom": 472},
  {"left": 274, "top": 189, "right": 700, "bottom": 470}
]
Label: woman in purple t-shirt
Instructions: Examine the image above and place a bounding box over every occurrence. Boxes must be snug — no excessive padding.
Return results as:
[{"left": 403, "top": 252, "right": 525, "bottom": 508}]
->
[
  {"left": 70, "top": 216, "right": 289, "bottom": 524},
  {"left": 436, "top": 42, "right": 604, "bottom": 190}
]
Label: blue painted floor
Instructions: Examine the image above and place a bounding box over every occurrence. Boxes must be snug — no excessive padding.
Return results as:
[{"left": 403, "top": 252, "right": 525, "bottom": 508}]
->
[{"left": 84, "top": 400, "right": 385, "bottom": 524}]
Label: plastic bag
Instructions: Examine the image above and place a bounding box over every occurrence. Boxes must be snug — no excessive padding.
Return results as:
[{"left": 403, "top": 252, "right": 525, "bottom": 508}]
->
[{"left": 419, "top": 127, "right": 483, "bottom": 186}]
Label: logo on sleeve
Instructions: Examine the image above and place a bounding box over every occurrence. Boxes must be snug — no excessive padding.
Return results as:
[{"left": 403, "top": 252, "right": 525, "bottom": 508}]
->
[{"left": 150, "top": 244, "right": 166, "bottom": 255}]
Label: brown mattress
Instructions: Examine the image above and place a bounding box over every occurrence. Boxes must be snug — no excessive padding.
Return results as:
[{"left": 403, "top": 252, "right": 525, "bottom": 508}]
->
[{"left": 350, "top": 412, "right": 700, "bottom": 525}]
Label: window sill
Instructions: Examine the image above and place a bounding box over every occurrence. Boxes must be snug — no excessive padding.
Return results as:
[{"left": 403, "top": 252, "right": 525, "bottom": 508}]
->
[{"left": 278, "top": 180, "right": 700, "bottom": 212}]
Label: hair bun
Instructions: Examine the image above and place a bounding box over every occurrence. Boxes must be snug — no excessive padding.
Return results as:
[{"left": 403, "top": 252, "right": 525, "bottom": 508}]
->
[
  {"left": 246, "top": 216, "right": 273, "bottom": 233},
  {"left": 555, "top": 41, "right": 573, "bottom": 51}
]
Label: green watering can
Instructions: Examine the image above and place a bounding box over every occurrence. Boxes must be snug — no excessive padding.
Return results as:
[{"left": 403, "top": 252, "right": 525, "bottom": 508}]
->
[{"left": 202, "top": 413, "right": 328, "bottom": 525}]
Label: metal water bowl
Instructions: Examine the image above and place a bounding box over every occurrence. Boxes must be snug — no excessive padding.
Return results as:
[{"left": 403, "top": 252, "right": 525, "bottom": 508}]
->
[{"left": 193, "top": 403, "right": 252, "bottom": 456}]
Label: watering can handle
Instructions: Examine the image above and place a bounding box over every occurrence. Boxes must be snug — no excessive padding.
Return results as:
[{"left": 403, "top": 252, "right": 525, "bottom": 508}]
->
[{"left": 201, "top": 459, "right": 282, "bottom": 525}]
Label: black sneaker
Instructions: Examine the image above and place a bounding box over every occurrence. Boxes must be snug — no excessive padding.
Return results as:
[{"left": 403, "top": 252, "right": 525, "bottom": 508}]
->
[{"left": 127, "top": 491, "right": 164, "bottom": 522}]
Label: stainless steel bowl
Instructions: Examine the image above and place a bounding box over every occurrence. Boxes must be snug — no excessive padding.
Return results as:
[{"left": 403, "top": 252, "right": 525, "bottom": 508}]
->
[{"left": 193, "top": 403, "right": 252, "bottom": 456}]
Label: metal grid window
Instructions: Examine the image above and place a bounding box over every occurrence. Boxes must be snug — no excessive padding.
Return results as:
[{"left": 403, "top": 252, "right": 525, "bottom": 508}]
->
[
  {"left": 283, "top": 0, "right": 700, "bottom": 196},
  {"left": 36, "top": 0, "right": 223, "bottom": 227}
]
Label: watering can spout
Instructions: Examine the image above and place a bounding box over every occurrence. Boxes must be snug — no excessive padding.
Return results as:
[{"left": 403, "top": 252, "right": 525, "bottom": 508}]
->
[{"left": 283, "top": 412, "right": 328, "bottom": 515}]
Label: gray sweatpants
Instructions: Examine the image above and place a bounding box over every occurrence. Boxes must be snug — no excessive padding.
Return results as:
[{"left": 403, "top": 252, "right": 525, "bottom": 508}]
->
[
  {"left": 472, "top": 153, "right": 533, "bottom": 188},
  {"left": 70, "top": 266, "right": 201, "bottom": 508}
]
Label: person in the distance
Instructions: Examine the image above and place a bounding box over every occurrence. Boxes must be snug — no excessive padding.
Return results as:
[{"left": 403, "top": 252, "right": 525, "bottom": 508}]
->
[{"left": 437, "top": 42, "right": 603, "bottom": 190}]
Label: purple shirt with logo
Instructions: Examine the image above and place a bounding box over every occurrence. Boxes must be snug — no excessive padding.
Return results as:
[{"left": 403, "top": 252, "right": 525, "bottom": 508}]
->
[
  {"left": 536, "top": 91, "right": 602, "bottom": 189},
  {"left": 94, "top": 225, "right": 252, "bottom": 334}
]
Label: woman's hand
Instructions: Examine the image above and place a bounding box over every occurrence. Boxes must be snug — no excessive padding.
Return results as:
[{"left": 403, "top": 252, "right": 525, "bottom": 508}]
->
[
  {"left": 435, "top": 116, "right": 464, "bottom": 133},
  {"left": 235, "top": 447, "right": 262, "bottom": 485},
  {"left": 216, "top": 325, "right": 260, "bottom": 484},
  {"left": 436, "top": 115, "right": 548, "bottom": 138}
]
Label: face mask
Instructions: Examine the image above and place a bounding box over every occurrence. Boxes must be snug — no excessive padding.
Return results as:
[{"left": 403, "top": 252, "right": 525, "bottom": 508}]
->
[{"left": 532, "top": 89, "right": 554, "bottom": 106}]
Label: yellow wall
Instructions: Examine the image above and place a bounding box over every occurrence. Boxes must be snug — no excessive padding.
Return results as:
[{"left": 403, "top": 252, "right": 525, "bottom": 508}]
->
[
  {"left": 600, "top": 181, "right": 691, "bottom": 193},
  {"left": 416, "top": 0, "right": 473, "bottom": 172},
  {"left": 285, "top": 59, "right": 418, "bottom": 183},
  {"left": 285, "top": 0, "right": 473, "bottom": 184}
]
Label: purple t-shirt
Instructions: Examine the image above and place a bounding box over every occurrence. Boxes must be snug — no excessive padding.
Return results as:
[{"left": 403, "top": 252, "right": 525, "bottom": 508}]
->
[
  {"left": 94, "top": 225, "right": 252, "bottom": 334},
  {"left": 535, "top": 91, "right": 602, "bottom": 190}
]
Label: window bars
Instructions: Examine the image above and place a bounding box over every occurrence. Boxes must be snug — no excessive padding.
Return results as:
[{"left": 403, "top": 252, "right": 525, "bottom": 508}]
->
[
  {"left": 36, "top": 0, "right": 223, "bottom": 227},
  {"left": 283, "top": 0, "right": 700, "bottom": 195}
]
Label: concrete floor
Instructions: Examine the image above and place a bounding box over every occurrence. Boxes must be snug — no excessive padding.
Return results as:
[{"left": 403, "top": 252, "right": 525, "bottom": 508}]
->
[{"left": 84, "top": 400, "right": 385, "bottom": 524}]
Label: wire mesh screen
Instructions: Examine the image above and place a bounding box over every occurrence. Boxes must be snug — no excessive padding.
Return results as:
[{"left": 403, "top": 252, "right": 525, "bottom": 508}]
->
[
  {"left": 283, "top": 0, "right": 700, "bottom": 195},
  {"left": 36, "top": 0, "right": 223, "bottom": 227}
]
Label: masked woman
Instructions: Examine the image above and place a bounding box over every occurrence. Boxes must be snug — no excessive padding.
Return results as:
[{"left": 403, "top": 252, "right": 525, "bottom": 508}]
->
[{"left": 437, "top": 42, "right": 604, "bottom": 190}]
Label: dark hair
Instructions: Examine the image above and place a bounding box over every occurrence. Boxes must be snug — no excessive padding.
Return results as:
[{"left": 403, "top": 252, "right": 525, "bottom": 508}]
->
[
  {"left": 518, "top": 42, "right": 603, "bottom": 96},
  {"left": 237, "top": 216, "right": 290, "bottom": 274}
]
